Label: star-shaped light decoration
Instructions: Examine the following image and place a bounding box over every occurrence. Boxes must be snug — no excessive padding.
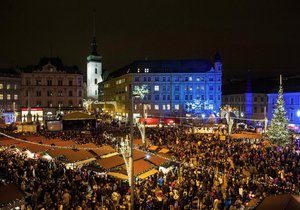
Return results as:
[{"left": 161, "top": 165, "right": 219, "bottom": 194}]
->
[{"left": 132, "top": 85, "right": 149, "bottom": 99}]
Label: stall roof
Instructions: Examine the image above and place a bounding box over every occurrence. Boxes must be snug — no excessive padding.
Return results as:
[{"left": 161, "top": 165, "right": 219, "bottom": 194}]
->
[
  {"left": 147, "top": 155, "right": 169, "bottom": 166},
  {"left": 138, "top": 168, "right": 158, "bottom": 179},
  {"left": 255, "top": 194, "right": 300, "bottom": 210},
  {"left": 91, "top": 145, "right": 115, "bottom": 156},
  {"left": 122, "top": 159, "right": 154, "bottom": 176},
  {"left": 96, "top": 155, "right": 125, "bottom": 170},
  {"left": 47, "top": 148, "right": 95, "bottom": 162},
  {"left": 63, "top": 112, "right": 96, "bottom": 120},
  {"left": 0, "top": 183, "right": 25, "bottom": 206}
]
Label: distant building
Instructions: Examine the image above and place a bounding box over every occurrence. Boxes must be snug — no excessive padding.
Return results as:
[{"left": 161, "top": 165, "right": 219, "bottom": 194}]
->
[
  {"left": 86, "top": 35, "right": 102, "bottom": 99},
  {"left": 0, "top": 68, "right": 21, "bottom": 124},
  {"left": 99, "top": 54, "right": 222, "bottom": 123},
  {"left": 222, "top": 78, "right": 268, "bottom": 122},
  {"left": 20, "top": 57, "right": 84, "bottom": 120}
]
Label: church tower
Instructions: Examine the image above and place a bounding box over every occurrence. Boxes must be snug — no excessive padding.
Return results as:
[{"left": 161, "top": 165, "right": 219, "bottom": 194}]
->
[{"left": 87, "top": 19, "right": 102, "bottom": 99}]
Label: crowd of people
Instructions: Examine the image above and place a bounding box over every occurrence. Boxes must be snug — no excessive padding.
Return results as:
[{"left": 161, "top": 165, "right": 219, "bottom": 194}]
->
[{"left": 0, "top": 123, "right": 299, "bottom": 209}]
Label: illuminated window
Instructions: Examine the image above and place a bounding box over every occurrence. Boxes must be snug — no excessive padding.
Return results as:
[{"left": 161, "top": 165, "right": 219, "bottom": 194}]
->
[
  {"left": 175, "top": 104, "right": 179, "bottom": 110},
  {"left": 7, "top": 84, "right": 11, "bottom": 89},
  {"left": 58, "top": 90, "right": 63, "bottom": 96},
  {"left": 167, "top": 104, "right": 170, "bottom": 110},
  {"left": 189, "top": 76, "right": 192, "bottom": 81},
  {"left": 47, "top": 91, "right": 53, "bottom": 96},
  {"left": 162, "top": 105, "right": 166, "bottom": 110},
  {"left": 154, "top": 85, "right": 159, "bottom": 91},
  {"left": 209, "top": 104, "right": 214, "bottom": 110},
  {"left": 0, "top": 84, "right": 3, "bottom": 89},
  {"left": 155, "top": 105, "right": 159, "bottom": 110},
  {"left": 7, "top": 94, "right": 11, "bottom": 100},
  {"left": 36, "top": 80, "right": 42, "bottom": 86},
  {"left": 144, "top": 68, "right": 149, "bottom": 73},
  {"left": 14, "top": 84, "right": 17, "bottom": 90},
  {"left": 14, "top": 94, "right": 18, "bottom": 100}
]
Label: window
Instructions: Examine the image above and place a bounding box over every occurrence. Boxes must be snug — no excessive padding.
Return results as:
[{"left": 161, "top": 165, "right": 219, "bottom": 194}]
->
[
  {"left": 78, "top": 79, "right": 82, "bottom": 87},
  {"left": 218, "top": 86, "right": 221, "bottom": 91},
  {"left": 189, "top": 95, "right": 193, "bottom": 100},
  {"left": 155, "top": 95, "right": 159, "bottom": 100},
  {"left": 175, "top": 104, "right": 179, "bottom": 110},
  {"left": 47, "top": 91, "right": 53, "bottom": 96},
  {"left": 36, "top": 91, "right": 42, "bottom": 97},
  {"left": 134, "top": 77, "right": 139, "bottom": 82},
  {"left": 48, "top": 101, "right": 53, "bottom": 107},
  {"left": 174, "top": 76, "right": 179, "bottom": 82},
  {"left": 254, "top": 106, "right": 257, "bottom": 113},
  {"left": 185, "top": 77, "right": 189, "bottom": 82},
  {"left": 290, "top": 112, "right": 294, "bottom": 121},
  {"left": 196, "top": 77, "right": 200, "bottom": 82},
  {"left": 209, "top": 86, "right": 213, "bottom": 91},
  {"left": 14, "top": 94, "right": 18, "bottom": 100},
  {"left": 25, "top": 91, "right": 28, "bottom": 97},
  {"left": 47, "top": 80, "right": 52, "bottom": 86},
  {"left": 95, "top": 78, "right": 98, "bottom": 84},
  {"left": 0, "top": 84, "right": 3, "bottom": 89},
  {"left": 36, "top": 80, "right": 42, "bottom": 86},
  {"left": 175, "top": 86, "right": 179, "bottom": 91},
  {"left": 36, "top": 101, "right": 42, "bottom": 107},
  {"left": 79, "top": 91, "right": 82, "bottom": 97},
  {"left": 155, "top": 77, "right": 159, "bottom": 82},
  {"left": 254, "top": 97, "right": 257, "bottom": 102},
  {"left": 209, "top": 95, "right": 213, "bottom": 100},
  {"left": 175, "top": 95, "right": 179, "bottom": 100},
  {"left": 69, "top": 100, "right": 73, "bottom": 106},
  {"left": 261, "top": 97, "right": 264, "bottom": 102},
  {"left": 185, "top": 95, "right": 188, "bottom": 100},
  {"left": 261, "top": 107, "right": 264, "bottom": 113},
  {"left": 69, "top": 80, "right": 73, "bottom": 86},
  {"left": 148, "top": 77, "right": 151, "bottom": 82},
  {"left": 167, "top": 95, "right": 170, "bottom": 100},
  {"left": 14, "top": 84, "right": 17, "bottom": 90},
  {"left": 7, "top": 94, "right": 11, "bottom": 100},
  {"left": 147, "top": 95, "right": 151, "bottom": 100},
  {"left": 162, "top": 77, "right": 166, "bottom": 82},
  {"left": 7, "top": 84, "right": 11, "bottom": 89},
  {"left": 291, "top": 98, "right": 294, "bottom": 105},
  {"left": 58, "top": 101, "right": 63, "bottom": 107},
  {"left": 58, "top": 90, "right": 63, "bottom": 96},
  {"left": 162, "top": 86, "right": 166, "bottom": 91},
  {"left": 95, "top": 68, "right": 97, "bottom": 74},
  {"left": 167, "top": 104, "right": 170, "bottom": 110},
  {"left": 189, "top": 76, "right": 192, "bottom": 81},
  {"left": 68, "top": 91, "right": 73, "bottom": 97},
  {"left": 155, "top": 105, "right": 159, "bottom": 110},
  {"left": 58, "top": 80, "right": 63, "bottom": 86},
  {"left": 209, "top": 77, "right": 213, "bottom": 82},
  {"left": 144, "top": 68, "right": 149, "bottom": 73},
  {"left": 163, "top": 95, "right": 166, "bottom": 100},
  {"left": 162, "top": 105, "right": 166, "bottom": 110},
  {"left": 154, "top": 85, "right": 159, "bottom": 91},
  {"left": 26, "top": 80, "right": 31, "bottom": 86},
  {"left": 95, "top": 90, "right": 97, "bottom": 95}
]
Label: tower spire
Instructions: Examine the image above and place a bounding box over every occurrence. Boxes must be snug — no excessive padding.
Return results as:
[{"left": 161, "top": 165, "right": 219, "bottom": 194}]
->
[{"left": 91, "top": 11, "right": 98, "bottom": 56}]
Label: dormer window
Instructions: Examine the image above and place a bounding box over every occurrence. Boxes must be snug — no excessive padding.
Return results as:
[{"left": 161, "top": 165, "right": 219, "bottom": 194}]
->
[{"left": 144, "top": 68, "right": 149, "bottom": 73}]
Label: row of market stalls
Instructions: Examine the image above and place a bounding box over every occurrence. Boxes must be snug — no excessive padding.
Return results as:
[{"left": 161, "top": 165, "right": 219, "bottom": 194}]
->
[{"left": 0, "top": 133, "right": 172, "bottom": 182}]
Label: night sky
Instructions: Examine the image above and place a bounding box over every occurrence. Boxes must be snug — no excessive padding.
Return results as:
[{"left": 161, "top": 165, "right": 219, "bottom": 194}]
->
[{"left": 0, "top": 0, "right": 299, "bottom": 79}]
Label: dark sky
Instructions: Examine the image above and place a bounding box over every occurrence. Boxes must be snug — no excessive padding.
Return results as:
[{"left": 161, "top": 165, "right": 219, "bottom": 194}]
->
[{"left": 0, "top": 0, "right": 299, "bottom": 79}]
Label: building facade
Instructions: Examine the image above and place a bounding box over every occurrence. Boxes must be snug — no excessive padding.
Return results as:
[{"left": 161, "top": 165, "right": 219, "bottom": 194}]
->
[
  {"left": 20, "top": 57, "right": 84, "bottom": 120},
  {"left": 99, "top": 54, "right": 222, "bottom": 123},
  {"left": 87, "top": 36, "right": 102, "bottom": 99},
  {"left": 0, "top": 68, "right": 21, "bottom": 124}
]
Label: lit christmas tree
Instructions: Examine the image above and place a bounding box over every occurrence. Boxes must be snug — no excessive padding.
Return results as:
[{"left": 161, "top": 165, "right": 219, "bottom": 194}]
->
[{"left": 267, "top": 75, "right": 291, "bottom": 146}]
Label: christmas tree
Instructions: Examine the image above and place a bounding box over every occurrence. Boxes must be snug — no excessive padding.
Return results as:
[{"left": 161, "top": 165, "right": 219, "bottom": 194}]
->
[{"left": 267, "top": 76, "right": 291, "bottom": 146}]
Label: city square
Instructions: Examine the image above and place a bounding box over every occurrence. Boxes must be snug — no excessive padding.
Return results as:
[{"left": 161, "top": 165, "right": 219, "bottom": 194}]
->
[{"left": 0, "top": 1, "right": 300, "bottom": 210}]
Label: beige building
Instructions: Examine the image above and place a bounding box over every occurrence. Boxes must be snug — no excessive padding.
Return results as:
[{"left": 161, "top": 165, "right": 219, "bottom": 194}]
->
[{"left": 20, "top": 57, "right": 84, "bottom": 119}]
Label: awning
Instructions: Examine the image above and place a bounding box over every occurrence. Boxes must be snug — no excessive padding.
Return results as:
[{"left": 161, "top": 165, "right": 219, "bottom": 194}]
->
[
  {"left": 107, "top": 172, "right": 128, "bottom": 180},
  {"left": 62, "top": 112, "right": 96, "bottom": 120},
  {"left": 138, "top": 168, "right": 158, "bottom": 179},
  {"left": 158, "top": 148, "right": 170, "bottom": 154},
  {"left": 148, "top": 145, "right": 158, "bottom": 151}
]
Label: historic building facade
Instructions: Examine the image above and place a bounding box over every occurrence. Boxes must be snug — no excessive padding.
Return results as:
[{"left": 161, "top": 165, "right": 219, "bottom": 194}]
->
[
  {"left": 99, "top": 54, "right": 222, "bottom": 123},
  {"left": 0, "top": 68, "right": 21, "bottom": 123},
  {"left": 20, "top": 57, "right": 84, "bottom": 120}
]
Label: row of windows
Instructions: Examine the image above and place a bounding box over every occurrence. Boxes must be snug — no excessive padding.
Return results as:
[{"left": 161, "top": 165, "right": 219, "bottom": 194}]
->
[
  {"left": 132, "top": 94, "right": 220, "bottom": 101},
  {"left": 25, "top": 79, "right": 82, "bottom": 87},
  {"left": 134, "top": 75, "right": 221, "bottom": 83},
  {"left": 135, "top": 104, "right": 179, "bottom": 111},
  {"left": 152, "top": 85, "right": 221, "bottom": 92},
  {"left": 25, "top": 90, "right": 82, "bottom": 97},
  {"left": 26, "top": 101, "right": 82, "bottom": 107},
  {"left": 224, "top": 96, "right": 265, "bottom": 103},
  {"left": 0, "top": 94, "right": 18, "bottom": 100},
  {"left": 0, "top": 83, "right": 18, "bottom": 90}
]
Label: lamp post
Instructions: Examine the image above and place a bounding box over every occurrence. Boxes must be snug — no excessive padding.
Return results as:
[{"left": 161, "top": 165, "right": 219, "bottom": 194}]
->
[{"left": 129, "top": 90, "right": 135, "bottom": 210}]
